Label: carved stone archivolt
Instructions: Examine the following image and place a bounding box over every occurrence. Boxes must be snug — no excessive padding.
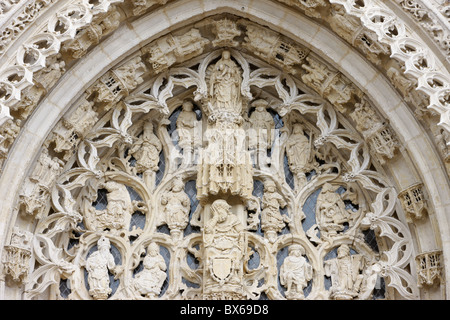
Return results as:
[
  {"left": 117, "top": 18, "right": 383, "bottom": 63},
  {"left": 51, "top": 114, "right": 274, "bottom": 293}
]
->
[{"left": 5, "top": 41, "right": 424, "bottom": 300}]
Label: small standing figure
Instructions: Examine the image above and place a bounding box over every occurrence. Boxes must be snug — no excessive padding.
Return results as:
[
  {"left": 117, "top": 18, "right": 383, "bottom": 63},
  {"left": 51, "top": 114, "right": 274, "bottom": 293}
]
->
[
  {"left": 176, "top": 100, "right": 201, "bottom": 166},
  {"left": 280, "top": 244, "right": 313, "bottom": 300},
  {"left": 85, "top": 236, "right": 117, "bottom": 300},
  {"left": 316, "top": 183, "right": 352, "bottom": 239},
  {"left": 324, "top": 244, "right": 365, "bottom": 300},
  {"left": 248, "top": 99, "right": 275, "bottom": 168},
  {"left": 161, "top": 177, "right": 191, "bottom": 240},
  {"left": 128, "top": 121, "right": 162, "bottom": 188},
  {"left": 285, "top": 122, "right": 313, "bottom": 188},
  {"left": 261, "top": 180, "right": 289, "bottom": 243},
  {"left": 133, "top": 242, "right": 167, "bottom": 299}
]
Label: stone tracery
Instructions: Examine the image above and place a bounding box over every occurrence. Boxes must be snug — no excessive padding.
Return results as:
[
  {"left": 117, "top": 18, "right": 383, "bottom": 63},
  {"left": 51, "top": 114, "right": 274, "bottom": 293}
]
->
[
  {"left": 9, "top": 44, "right": 416, "bottom": 300},
  {"left": 0, "top": 0, "right": 448, "bottom": 300}
]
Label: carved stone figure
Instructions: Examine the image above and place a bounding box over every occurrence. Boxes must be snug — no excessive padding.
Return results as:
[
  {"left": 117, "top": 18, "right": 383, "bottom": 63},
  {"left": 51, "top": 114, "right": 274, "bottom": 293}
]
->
[
  {"left": 398, "top": 183, "right": 428, "bottom": 222},
  {"left": 280, "top": 244, "right": 313, "bottom": 300},
  {"left": 416, "top": 250, "right": 443, "bottom": 287},
  {"left": 131, "top": 0, "right": 169, "bottom": 16},
  {"left": 301, "top": 56, "right": 359, "bottom": 112},
  {"left": 63, "top": 8, "right": 121, "bottom": 59},
  {"left": 211, "top": 18, "right": 241, "bottom": 47},
  {"left": 316, "top": 183, "right": 352, "bottom": 239},
  {"left": 161, "top": 177, "right": 190, "bottom": 240},
  {"left": 87, "top": 57, "right": 145, "bottom": 109},
  {"left": 203, "top": 199, "right": 246, "bottom": 299},
  {"left": 146, "top": 28, "right": 209, "bottom": 74},
  {"left": 324, "top": 245, "right": 365, "bottom": 300},
  {"left": 285, "top": 122, "right": 313, "bottom": 188},
  {"left": 261, "top": 180, "right": 289, "bottom": 242},
  {"left": 0, "top": 118, "right": 20, "bottom": 160},
  {"left": 90, "top": 181, "right": 133, "bottom": 232},
  {"left": 208, "top": 50, "right": 243, "bottom": 117},
  {"left": 197, "top": 50, "right": 253, "bottom": 202},
  {"left": 129, "top": 121, "right": 162, "bottom": 188},
  {"left": 133, "top": 243, "right": 167, "bottom": 299},
  {"left": 248, "top": 99, "right": 275, "bottom": 167},
  {"left": 242, "top": 22, "right": 308, "bottom": 73},
  {"left": 176, "top": 100, "right": 201, "bottom": 165},
  {"left": 19, "top": 148, "right": 64, "bottom": 217},
  {"left": 85, "top": 236, "right": 117, "bottom": 300},
  {"left": 350, "top": 100, "right": 398, "bottom": 164}
]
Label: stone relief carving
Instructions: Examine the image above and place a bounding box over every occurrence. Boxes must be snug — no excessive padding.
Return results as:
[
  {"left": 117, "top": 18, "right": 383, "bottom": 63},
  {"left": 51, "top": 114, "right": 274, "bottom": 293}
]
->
[
  {"left": 324, "top": 244, "right": 367, "bottom": 300},
  {"left": 175, "top": 100, "right": 202, "bottom": 166},
  {"left": 2, "top": 227, "right": 33, "bottom": 283},
  {"left": 211, "top": 18, "right": 241, "bottom": 48},
  {"left": 19, "top": 148, "right": 64, "bottom": 218},
  {"left": 301, "top": 56, "right": 362, "bottom": 113},
  {"left": 133, "top": 242, "right": 167, "bottom": 298},
  {"left": 128, "top": 120, "right": 162, "bottom": 188},
  {"left": 144, "top": 28, "right": 209, "bottom": 74},
  {"left": 415, "top": 250, "right": 443, "bottom": 287},
  {"left": 285, "top": 122, "right": 315, "bottom": 189},
  {"left": 203, "top": 199, "right": 246, "bottom": 299},
  {"left": 398, "top": 183, "right": 429, "bottom": 222},
  {"left": 85, "top": 236, "right": 118, "bottom": 300},
  {"left": 279, "top": 244, "right": 313, "bottom": 300},
  {"left": 8, "top": 46, "right": 420, "bottom": 300},
  {"left": 248, "top": 99, "right": 275, "bottom": 168},
  {"left": 242, "top": 22, "right": 309, "bottom": 73},
  {"left": 160, "top": 177, "right": 191, "bottom": 240},
  {"left": 261, "top": 180, "right": 289, "bottom": 243},
  {"left": 316, "top": 183, "right": 354, "bottom": 241},
  {"left": 350, "top": 99, "right": 399, "bottom": 164}
]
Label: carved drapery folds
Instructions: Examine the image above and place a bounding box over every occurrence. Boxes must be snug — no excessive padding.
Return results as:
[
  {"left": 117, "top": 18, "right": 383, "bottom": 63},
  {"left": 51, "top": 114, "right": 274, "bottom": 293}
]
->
[{"left": 6, "top": 19, "right": 423, "bottom": 300}]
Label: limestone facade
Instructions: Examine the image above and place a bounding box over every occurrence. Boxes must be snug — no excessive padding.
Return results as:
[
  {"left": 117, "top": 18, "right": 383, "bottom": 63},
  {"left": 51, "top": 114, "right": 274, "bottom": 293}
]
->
[{"left": 0, "top": 0, "right": 449, "bottom": 300}]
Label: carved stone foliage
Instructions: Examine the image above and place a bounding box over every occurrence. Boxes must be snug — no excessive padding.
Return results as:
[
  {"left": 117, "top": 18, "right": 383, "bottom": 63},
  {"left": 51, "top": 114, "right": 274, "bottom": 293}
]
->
[{"left": 14, "top": 46, "right": 421, "bottom": 300}]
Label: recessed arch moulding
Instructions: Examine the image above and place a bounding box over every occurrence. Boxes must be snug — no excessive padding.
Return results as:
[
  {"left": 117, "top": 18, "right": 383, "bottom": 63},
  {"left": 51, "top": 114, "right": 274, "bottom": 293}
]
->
[{"left": 0, "top": 0, "right": 448, "bottom": 300}]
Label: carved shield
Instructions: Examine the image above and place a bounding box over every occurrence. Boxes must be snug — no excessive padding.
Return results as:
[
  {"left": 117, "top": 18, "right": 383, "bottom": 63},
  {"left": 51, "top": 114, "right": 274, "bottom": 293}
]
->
[{"left": 212, "top": 257, "right": 232, "bottom": 280}]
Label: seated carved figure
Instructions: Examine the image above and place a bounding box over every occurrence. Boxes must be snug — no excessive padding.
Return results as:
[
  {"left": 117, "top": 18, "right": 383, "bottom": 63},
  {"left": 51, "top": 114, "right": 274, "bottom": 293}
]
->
[
  {"left": 203, "top": 199, "right": 245, "bottom": 297},
  {"left": 133, "top": 243, "right": 167, "bottom": 299},
  {"left": 316, "top": 183, "right": 352, "bottom": 238}
]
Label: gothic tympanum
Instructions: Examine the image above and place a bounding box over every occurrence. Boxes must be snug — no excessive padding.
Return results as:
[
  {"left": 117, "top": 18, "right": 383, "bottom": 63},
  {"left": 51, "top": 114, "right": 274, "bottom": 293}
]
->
[{"left": 5, "top": 15, "right": 427, "bottom": 300}]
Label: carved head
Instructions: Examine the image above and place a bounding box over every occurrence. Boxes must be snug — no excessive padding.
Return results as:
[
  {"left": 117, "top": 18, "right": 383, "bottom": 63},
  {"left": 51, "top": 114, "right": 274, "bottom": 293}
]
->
[
  {"left": 172, "top": 176, "right": 184, "bottom": 191},
  {"left": 148, "top": 242, "right": 159, "bottom": 255},
  {"left": 264, "top": 180, "right": 276, "bottom": 192},
  {"left": 289, "top": 244, "right": 306, "bottom": 256},
  {"left": 97, "top": 236, "right": 111, "bottom": 251},
  {"left": 292, "top": 122, "right": 304, "bottom": 134},
  {"left": 182, "top": 100, "right": 194, "bottom": 111},
  {"left": 210, "top": 199, "right": 231, "bottom": 222},
  {"left": 337, "top": 244, "right": 350, "bottom": 258},
  {"left": 221, "top": 50, "right": 231, "bottom": 60},
  {"left": 321, "top": 183, "right": 335, "bottom": 193},
  {"left": 252, "top": 99, "right": 269, "bottom": 111}
]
